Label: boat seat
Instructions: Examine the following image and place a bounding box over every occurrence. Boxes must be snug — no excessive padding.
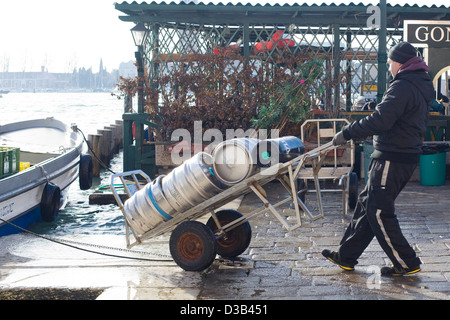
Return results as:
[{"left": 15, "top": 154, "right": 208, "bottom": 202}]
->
[{"left": 20, "top": 151, "right": 59, "bottom": 166}]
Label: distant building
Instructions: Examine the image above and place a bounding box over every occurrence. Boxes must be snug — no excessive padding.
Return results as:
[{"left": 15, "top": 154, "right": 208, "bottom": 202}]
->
[
  {"left": 0, "top": 67, "right": 72, "bottom": 92},
  {"left": 0, "top": 60, "right": 132, "bottom": 92},
  {"left": 118, "top": 61, "right": 137, "bottom": 78}
]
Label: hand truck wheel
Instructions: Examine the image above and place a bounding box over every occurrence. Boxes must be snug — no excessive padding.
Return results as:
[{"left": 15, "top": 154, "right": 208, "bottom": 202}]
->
[
  {"left": 169, "top": 221, "right": 217, "bottom": 271},
  {"left": 206, "top": 209, "right": 252, "bottom": 259}
]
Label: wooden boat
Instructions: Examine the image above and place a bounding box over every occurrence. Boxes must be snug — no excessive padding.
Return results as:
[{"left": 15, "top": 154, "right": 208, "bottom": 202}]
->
[{"left": 0, "top": 118, "right": 93, "bottom": 236}]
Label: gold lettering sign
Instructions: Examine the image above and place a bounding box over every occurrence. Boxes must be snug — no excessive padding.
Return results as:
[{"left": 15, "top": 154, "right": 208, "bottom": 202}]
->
[{"left": 404, "top": 20, "right": 450, "bottom": 48}]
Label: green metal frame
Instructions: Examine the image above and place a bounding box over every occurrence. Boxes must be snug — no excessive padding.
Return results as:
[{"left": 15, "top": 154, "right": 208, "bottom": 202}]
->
[
  {"left": 139, "top": 22, "right": 403, "bottom": 111},
  {"left": 116, "top": 2, "right": 450, "bottom": 176},
  {"left": 114, "top": 1, "right": 450, "bottom": 110},
  {"left": 122, "top": 113, "right": 159, "bottom": 178}
]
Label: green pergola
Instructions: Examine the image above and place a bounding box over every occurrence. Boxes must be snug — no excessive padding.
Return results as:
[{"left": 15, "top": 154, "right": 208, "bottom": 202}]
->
[
  {"left": 116, "top": 1, "right": 450, "bottom": 106},
  {"left": 115, "top": 1, "right": 450, "bottom": 176}
]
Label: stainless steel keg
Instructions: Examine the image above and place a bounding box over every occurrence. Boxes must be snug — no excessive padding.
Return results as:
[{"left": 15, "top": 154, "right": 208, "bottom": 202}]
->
[
  {"left": 123, "top": 183, "right": 171, "bottom": 234},
  {"left": 212, "top": 138, "right": 260, "bottom": 185},
  {"left": 123, "top": 152, "right": 224, "bottom": 234},
  {"left": 255, "top": 136, "right": 305, "bottom": 167},
  {"left": 161, "top": 152, "right": 224, "bottom": 212}
]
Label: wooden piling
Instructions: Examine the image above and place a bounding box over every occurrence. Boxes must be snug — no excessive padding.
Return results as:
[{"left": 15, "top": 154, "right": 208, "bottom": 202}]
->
[
  {"left": 87, "top": 120, "right": 123, "bottom": 177},
  {"left": 88, "top": 133, "right": 101, "bottom": 176},
  {"left": 97, "top": 128, "right": 112, "bottom": 166}
]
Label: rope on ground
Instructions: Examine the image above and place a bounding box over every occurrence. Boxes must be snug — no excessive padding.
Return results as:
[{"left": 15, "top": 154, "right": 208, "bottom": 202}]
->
[{"left": 0, "top": 217, "right": 173, "bottom": 262}]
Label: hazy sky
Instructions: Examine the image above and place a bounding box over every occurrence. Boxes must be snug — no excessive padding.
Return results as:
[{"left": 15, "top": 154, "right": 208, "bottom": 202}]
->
[
  {"left": 0, "top": 0, "right": 136, "bottom": 73},
  {"left": 0, "top": 0, "right": 448, "bottom": 73}
]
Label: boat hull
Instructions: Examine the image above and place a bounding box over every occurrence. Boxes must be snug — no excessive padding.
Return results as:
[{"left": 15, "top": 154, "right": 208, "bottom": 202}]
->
[{"left": 0, "top": 118, "right": 87, "bottom": 236}]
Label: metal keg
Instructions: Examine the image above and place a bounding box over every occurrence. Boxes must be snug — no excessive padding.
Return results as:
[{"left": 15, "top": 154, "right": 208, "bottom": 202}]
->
[
  {"left": 123, "top": 196, "right": 149, "bottom": 234},
  {"left": 184, "top": 152, "right": 224, "bottom": 200},
  {"left": 150, "top": 175, "right": 177, "bottom": 218},
  {"left": 161, "top": 152, "right": 224, "bottom": 213},
  {"left": 255, "top": 136, "right": 305, "bottom": 167},
  {"left": 212, "top": 138, "right": 260, "bottom": 185},
  {"left": 123, "top": 183, "right": 171, "bottom": 234},
  {"left": 123, "top": 152, "right": 224, "bottom": 234}
]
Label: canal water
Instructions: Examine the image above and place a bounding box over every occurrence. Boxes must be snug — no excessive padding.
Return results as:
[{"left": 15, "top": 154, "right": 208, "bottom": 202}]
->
[{"left": 0, "top": 92, "right": 128, "bottom": 237}]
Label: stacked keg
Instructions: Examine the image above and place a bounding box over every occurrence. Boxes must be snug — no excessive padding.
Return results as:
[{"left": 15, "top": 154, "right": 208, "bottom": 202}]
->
[
  {"left": 123, "top": 152, "right": 224, "bottom": 234},
  {"left": 211, "top": 136, "right": 305, "bottom": 183},
  {"left": 122, "top": 136, "right": 305, "bottom": 235},
  {"left": 211, "top": 138, "right": 260, "bottom": 186},
  {"left": 254, "top": 136, "right": 305, "bottom": 166}
]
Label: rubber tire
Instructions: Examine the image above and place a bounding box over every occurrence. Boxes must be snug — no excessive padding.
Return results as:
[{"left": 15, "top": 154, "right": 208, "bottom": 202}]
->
[
  {"left": 41, "top": 182, "right": 61, "bottom": 222},
  {"left": 169, "top": 221, "right": 217, "bottom": 272},
  {"left": 348, "top": 172, "right": 358, "bottom": 210},
  {"left": 206, "top": 210, "right": 252, "bottom": 259},
  {"left": 79, "top": 154, "right": 93, "bottom": 190}
]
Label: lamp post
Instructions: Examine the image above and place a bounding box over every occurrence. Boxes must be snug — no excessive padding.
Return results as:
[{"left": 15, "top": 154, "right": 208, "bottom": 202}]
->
[
  {"left": 131, "top": 22, "right": 149, "bottom": 114},
  {"left": 131, "top": 22, "right": 149, "bottom": 48},
  {"left": 129, "top": 22, "right": 149, "bottom": 172}
]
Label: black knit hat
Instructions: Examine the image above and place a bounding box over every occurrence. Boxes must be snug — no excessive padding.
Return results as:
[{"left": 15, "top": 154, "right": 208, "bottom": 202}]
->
[{"left": 388, "top": 41, "right": 417, "bottom": 64}]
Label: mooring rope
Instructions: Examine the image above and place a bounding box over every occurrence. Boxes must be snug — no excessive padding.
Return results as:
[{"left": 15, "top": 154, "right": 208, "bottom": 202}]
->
[
  {"left": 0, "top": 217, "right": 173, "bottom": 262},
  {"left": 76, "top": 127, "right": 117, "bottom": 175},
  {"left": 0, "top": 125, "right": 174, "bottom": 262}
]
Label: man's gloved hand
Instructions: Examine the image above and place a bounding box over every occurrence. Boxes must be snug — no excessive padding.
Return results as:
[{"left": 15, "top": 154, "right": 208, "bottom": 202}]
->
[{"left": 332, "top": 131, "right": 348, "bottom": 146}]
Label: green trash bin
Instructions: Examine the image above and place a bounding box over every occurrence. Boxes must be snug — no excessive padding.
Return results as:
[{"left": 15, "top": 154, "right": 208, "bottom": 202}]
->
[{"left": 419, "top": 143, "right": 449, "bottom": 186}]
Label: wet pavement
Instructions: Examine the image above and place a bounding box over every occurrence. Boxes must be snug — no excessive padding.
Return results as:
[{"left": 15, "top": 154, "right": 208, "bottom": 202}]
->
[{"left": 0, "top": 180, "right": 449, "bottom": 301}]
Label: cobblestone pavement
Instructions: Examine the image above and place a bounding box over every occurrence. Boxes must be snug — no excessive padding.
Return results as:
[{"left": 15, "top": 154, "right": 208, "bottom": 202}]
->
[
  {"left": 0, "top": 181, "right": 449, "bottom": 301},
  {"left": 219, "top": 181, "right": 450, "bottom": 300}
]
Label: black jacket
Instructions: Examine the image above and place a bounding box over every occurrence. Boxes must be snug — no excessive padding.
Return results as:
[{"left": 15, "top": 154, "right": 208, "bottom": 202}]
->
[{"left": 343, "top": 57, "right": 435, "bottom": 163}]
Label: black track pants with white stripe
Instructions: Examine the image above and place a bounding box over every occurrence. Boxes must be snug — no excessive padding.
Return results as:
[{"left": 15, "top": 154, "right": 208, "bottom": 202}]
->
[{"left": 338, "top": 158, "right": 421, "bottom": 269}]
